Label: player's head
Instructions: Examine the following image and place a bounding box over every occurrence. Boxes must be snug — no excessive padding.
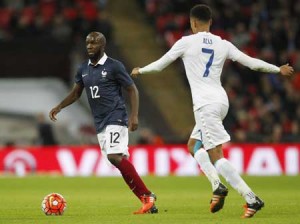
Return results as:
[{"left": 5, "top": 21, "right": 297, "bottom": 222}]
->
[
  {"left": 189, "top": 4, "right": 212, "bottom": 33},
  {"left": 86, "top": 32, "right": 106, "bottom": 60}
]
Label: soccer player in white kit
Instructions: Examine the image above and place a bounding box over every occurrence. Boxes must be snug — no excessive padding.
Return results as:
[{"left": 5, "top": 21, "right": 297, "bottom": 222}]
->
[{"left": 131, "top": 4, "right": 294, "bottom": 218}]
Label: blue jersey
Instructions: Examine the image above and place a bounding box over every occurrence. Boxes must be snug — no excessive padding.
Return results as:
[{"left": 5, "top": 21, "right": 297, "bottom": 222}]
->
[{"left": 75, "top": 54, "right": 134, "bottom": 133}]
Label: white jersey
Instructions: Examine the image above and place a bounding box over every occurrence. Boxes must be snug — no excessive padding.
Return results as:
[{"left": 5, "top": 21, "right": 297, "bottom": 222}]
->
[{"left": 139, "top": 31, "right": 280, "bottom": 111}]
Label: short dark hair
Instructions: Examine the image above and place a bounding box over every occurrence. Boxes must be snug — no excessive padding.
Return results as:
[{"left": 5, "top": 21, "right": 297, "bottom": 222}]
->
[{"left": 190, "top": 4, "right": 212, "bottom": 22}]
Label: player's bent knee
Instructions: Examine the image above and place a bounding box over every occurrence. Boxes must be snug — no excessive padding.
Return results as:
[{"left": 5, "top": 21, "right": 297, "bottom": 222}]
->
[
  {"left": 187, "top": 138, "right": 196, "bottom": 155},
  {"left": 107, "top": 154, "right": 123, "bottom": 166},
  {"left": 207, "top": 145, "right": 224, "bottom": 164}
]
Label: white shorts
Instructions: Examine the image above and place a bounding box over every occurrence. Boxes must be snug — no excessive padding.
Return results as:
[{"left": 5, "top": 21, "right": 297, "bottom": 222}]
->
[
  {"left": 97, "top": 125, "right": 129, "bottom": 158},
  {"left": 190, "top": 104, "right": 231, "bottom": 150}
]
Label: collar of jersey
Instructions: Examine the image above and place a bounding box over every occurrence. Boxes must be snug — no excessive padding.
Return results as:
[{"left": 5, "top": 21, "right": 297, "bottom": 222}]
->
[{"left": 88, "top": 53, "right": 108, "bottom": 66}]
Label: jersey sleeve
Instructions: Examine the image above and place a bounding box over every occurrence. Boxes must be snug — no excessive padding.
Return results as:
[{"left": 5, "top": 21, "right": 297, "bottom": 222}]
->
[
  {"left": 74, "top": 64, "right": 84, "bottom": 86},
  {"left": 139, "top": 54, "right": 174, "bottom": 74},
  {"left": 115, "top": 61, "right": 134, "bottom": 87},
  {"left": 139, "top": 38, "right": 187, "bottom": 74},
  {"left": 225, "top": 40, "right": 280, "bottom": 73},
  {"left": 166, "top": 37, "right": 188, "bottom": 60},
  {"left": 225, "top": 40, "right": 243, "bottom": 61},
  {"left": 236, "top": 52, "right": 280, "bottom": 73}
]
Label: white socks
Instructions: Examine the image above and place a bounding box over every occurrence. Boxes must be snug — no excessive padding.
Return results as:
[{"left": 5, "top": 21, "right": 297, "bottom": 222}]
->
[
  {"left": 215, "top": 158, "right": 256, "bottom": 204},
  {"left": 194, "top": 147, "right": 257, "bottom": 204},
  {"left": 194, "top": 149, "right": 220, "bottom": 191}
]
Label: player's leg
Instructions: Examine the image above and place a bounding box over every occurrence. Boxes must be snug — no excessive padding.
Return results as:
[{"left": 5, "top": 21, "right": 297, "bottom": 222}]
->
[
  {"left": 188, "top": 136, "right": 223, "bottom": 192},
  {"left": 209, "top": 149, "right": 264, "bottom": 218},
  {"left": 97, "top": 125, "right": 158, "bottom": 214},
  {"left": 205, "top": 104, "right": 264, "bottom": 218},
  {"left": 107, "top": 153, "right": 158, "bottom": 214},
  {"left": 189, "top": 124, "right": 228, "bottom": 213},
  {"left": 187, "top": 137, "right": 202, "bottom": 156}
]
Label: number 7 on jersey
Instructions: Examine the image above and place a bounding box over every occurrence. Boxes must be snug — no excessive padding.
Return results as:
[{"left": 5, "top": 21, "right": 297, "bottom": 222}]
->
[{"left": 202, "top": 48, "right": 214, "bottom": 77}]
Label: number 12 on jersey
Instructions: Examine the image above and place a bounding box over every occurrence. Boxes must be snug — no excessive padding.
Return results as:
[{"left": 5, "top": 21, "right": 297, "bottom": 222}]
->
[
  {"left": 90, "top": 86, "right": 100, "bottom": 98},
  {"left": 202, "top": 48, "right": 214, "bottom": 77}
]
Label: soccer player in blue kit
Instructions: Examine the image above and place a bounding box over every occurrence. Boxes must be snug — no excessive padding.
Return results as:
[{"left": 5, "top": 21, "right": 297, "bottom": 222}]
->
[{"left": 49, "top": 32, "right": 158, "bottom": 214}]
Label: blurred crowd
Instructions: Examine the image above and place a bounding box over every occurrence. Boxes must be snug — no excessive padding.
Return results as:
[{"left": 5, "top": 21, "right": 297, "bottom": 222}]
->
[
  {"left": 0, "top": 0, "right": 112, "bottom": 42},
  {"left": 1, "top": 0, "right": 299, "bottom": 145},
  {"left": 139, "top": 0, "right": 300, "bottom": 143}
]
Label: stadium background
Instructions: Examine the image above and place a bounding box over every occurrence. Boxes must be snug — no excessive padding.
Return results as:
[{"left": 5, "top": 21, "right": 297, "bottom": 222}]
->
[
  {"left": 0, "top": 0, "right": 299, "bottom": 175},
  {"left": 0, "top": 1, "right": 300, "bottom": 223}
]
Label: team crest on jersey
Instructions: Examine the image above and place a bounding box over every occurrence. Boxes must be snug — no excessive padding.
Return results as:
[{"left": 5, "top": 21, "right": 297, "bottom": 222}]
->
[{"left": 101, "top": 69, "right": 107, "bottom": 78}]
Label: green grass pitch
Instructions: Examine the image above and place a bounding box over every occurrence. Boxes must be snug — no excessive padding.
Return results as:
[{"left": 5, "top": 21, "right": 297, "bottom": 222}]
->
[{"left": 0, "top": 175, "right": 299, "bottom": 224}]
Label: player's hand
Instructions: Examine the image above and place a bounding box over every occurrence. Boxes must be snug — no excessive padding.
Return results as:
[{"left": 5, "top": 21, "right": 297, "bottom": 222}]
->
[
  {"left": 49, "top": 107, "right": 61, "bottom": 122},
  {"left": 279, "top": 63, "right": 294, "bottom": 76},
  {"left": 131, "top": 67, "right": 141, "bottom": 78},
  {"left": 128, "top": 115, "right": 138, "bottom": 131}
]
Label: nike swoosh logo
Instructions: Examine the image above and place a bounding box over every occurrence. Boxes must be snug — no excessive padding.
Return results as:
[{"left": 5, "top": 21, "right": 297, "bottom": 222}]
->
[{"left": 82, "top": 74, "right": 88, "bottom": 77}]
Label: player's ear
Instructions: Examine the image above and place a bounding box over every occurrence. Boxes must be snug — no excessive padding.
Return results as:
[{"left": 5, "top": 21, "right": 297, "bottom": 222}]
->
[
  {"left": 190, "top": 18, "right": 196, "bottom": 32},
  {"left": 209, "top": 19, "right": 212, "bottom": 27}
]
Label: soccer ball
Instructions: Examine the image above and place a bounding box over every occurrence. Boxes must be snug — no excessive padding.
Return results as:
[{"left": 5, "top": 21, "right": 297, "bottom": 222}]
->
[{"left": 41, "top": 193, "right": 67, "bottom": 215}]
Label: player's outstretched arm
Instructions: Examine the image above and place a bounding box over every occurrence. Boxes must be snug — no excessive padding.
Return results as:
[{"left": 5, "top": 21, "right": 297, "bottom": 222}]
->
[
  {"left": 131, "top": 54, "right": 176, "bottom": 78},
  {"left": 279, "top": 63, "right": 294, "bottom": 76},
  {"left": 49, "top": 83, "right": 84, "bottom": 122}
]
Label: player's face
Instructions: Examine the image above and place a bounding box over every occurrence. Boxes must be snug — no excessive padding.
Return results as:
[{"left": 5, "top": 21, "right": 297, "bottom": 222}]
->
[{"left": 86, "top": 35, "right": 104, "bottom": 59}]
